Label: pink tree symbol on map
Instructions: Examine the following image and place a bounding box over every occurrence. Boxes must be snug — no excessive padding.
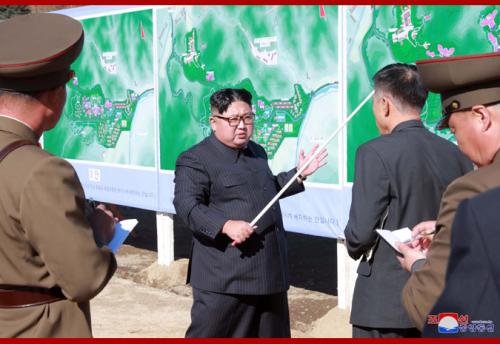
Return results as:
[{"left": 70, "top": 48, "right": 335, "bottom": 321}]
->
[
  {"left": 480, "top": 10, "right": 499, "bottom": 52},
  {"left": 92, "top": 105, "right": 101, "bottom": 116},
  {"left": 488, "top": 33, "right": 499, "bottom": 52},
  {"left": 481, "top": 10, "right": 497, "bottom": 30},
  {"left": 426, "top": 50, "right": 436, "bottom": 58},
  {"left": 438, "top": 44, "right": 455, "bottom": 57}
]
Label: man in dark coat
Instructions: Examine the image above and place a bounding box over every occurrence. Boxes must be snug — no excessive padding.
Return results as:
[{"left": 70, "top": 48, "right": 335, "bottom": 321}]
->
[
  {"left": 173, "top": 88, "right": 326, "bottom": 338},
  {"left": 423, "top": 187, "right": 500, "bottom": 337}
]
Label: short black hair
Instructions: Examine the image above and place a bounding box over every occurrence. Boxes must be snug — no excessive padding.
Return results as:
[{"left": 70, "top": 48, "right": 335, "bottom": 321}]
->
[
  {"left": 373, "top": 63, "right": 428, "bottom": 111},
  {"left": 210, "top": 88, "right": 252, "bottom": 114}
]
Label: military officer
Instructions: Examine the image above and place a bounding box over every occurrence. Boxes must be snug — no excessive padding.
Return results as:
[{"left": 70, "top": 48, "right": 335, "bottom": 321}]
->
[
  {"left": 398, "top": 52, "right": 500, "bottom": 330},
  {"left": 0, "top": 13, "right": 117, "bottom": 337}
]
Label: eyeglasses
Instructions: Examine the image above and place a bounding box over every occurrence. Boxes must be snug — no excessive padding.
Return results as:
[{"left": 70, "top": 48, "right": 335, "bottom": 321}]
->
[{"left": 213, "top": 113, "right": 255, "bottom": 127}]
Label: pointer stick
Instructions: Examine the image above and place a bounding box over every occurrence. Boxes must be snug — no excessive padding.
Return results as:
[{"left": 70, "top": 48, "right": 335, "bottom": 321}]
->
[{"left": 232, "top": 90, "right": 375, "bottom": 246}]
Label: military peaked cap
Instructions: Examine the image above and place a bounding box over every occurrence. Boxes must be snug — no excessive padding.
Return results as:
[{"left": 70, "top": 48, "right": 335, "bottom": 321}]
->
[
  {"left": 0, "top": 13, "right": 83, "bottom": 92},
  {"left": 416, "top": 52, "right": 500, "bottom": 129}
]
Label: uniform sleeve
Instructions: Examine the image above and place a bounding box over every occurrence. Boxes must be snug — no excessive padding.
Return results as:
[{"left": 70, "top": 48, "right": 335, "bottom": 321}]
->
[
  {"left": 275, "top": 167, "right": 305, "bottom": 199},
  {"left": 344, "top": 144, "right": 390, "bottom": 260},
  {"left": 422, "top": 198, "right": 488, "bottom": 337},
  {"left": 20, "top": 156, "right": 116, "bottom": 302},
  {"left": 173, "top": 151, "right": 229, "bottom": 240},
  {"left": 402, "top": 175, "right": 487, "bottom": 330}
]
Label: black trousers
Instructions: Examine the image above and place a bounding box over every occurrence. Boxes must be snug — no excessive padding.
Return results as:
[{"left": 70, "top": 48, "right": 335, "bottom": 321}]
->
[
  {"left": 352, "top": 324, "right": 421, "bottom": 338},
  {"left": 186, "top": 288, "right": 290, "bottom": 338}
]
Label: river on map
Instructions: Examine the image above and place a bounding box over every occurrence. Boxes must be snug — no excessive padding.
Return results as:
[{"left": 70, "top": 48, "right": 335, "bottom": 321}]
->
[
  {"left": 103, "top": 89, "right": 155, "bottom": 167},
  {"left": 269, "top": 83, "right": 340, "bottom": 185},
  {"left": 127, "top": 89, "right": 156, "bottom": 167}
]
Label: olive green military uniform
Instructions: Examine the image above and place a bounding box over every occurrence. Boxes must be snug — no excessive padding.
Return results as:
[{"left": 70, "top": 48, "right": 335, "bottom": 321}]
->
[
  {"left": 0, "top": 117, "right": 116, "bottom": 337},
  {"left": 0, "top": 13, "right": 116, "bottom": 337},
  {"left": 402, "top": 52, "right": 500, "bottom": 330},
  {"left": 402, "top": 150, "right": 500, "bottom": 330}
]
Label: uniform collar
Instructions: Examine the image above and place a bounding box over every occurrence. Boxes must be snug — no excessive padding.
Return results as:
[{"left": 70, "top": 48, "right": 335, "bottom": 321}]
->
[
  {"left": 208, "top": 133, "right": 251, "bottom": 163},
  {"left": 0, "top": 116, "right": 39, "bottom": 144},
  {"left": 493, "top": 149, "right": 500, "bottom": 165},
  {"left": 392, "top": 119, "right": 424, "bottom": 133}
]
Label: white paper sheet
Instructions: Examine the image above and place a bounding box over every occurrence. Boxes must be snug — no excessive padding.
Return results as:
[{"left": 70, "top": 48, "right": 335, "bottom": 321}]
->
[{"left": 375, "top": 227, "right": 412, "bottom": 253}]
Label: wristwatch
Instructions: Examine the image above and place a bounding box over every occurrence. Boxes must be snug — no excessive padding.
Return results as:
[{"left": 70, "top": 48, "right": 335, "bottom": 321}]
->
[{"left": 298, "top": 174, "right": 307, "bottom": 182}]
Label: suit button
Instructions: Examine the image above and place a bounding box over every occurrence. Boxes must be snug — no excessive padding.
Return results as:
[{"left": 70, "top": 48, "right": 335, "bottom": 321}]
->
[{"left": 263, "top": 187, "right": 267, "bottom": 191}]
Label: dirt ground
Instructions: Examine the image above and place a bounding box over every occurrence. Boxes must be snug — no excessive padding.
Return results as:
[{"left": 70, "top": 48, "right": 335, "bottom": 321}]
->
[{"left": 90, "top": 208, "right": 352, "bottom": 338}]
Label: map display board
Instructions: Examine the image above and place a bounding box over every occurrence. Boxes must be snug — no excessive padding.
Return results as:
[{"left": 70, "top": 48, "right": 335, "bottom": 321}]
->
[
  {"left": 45, "top": 9, "right": 155, "bottom": 167},
  {"left": 45, "top": 5, "right": 499, "bottom": 238},
  {"left": 155, "top": 6, "right": 343, "bottom": 236},
  {"left": 157, "top": 6, "right": 340, "bottom": 181},
  {"left": 346, "top": 5, "right": 499, "bottom": 181},
  {"left": 45, "top": 6, "right": 159, "bottom": 210}
]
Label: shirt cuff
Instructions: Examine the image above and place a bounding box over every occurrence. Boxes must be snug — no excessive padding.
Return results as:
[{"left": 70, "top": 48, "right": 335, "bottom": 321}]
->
[{"left": 411, "top": 258, "right": 426, "bottom": 273}]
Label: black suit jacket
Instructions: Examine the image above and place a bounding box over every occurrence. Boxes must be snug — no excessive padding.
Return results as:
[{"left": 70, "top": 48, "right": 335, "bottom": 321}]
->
[
  {"left": 344, "top": 120, "right": 472, "bottom": 328},
  {"left": 173, "top": 134, "right": 304, "bottom": 295},
  {"left": 423, "top": 187, "right": 500, "bottom": 337}
]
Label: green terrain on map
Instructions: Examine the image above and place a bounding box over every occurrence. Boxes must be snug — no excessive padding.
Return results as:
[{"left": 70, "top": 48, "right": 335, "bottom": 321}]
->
[
  {"left": 157, "top": 6, "right": 340, "bottom": 184},
  {"left": 44, "top": 9, "right": 155, "bottom": 167},
  {"left": 347, "top": 5, "right": 500, "bottom": 181},
  {"left": 39, "top": 6, "right": 498, "bottom": 184}
]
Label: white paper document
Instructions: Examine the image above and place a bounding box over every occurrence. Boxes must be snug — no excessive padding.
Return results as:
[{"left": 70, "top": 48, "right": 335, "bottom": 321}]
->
[
  {"left": 108, "top": 219, "right": 138, "bottom": 253},
  {"left": 375, "top": 227, "right": 412, "bottom": 253}
]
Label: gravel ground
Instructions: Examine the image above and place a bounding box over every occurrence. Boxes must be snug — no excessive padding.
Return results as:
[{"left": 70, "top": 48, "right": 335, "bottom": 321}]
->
[{"left": 90, "top": 207, "right": 351, "bottom": 338}]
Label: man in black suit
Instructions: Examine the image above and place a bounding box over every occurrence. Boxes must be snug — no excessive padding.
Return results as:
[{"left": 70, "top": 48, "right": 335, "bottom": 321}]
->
[
  {"left": 423, "top": 186, "right": 500, "bottom": 337},
  {"left": 344, "top": 63, "right": 472, "bottom": 338},
  {"left": 173, "top": 88, "right": 326, "bottom": 338}
]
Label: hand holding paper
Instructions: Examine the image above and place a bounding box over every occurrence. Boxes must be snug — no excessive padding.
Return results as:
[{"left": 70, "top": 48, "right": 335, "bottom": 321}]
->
[
  {"left": 376, "top": 227, "right": 428, "bottom": 272},
  {"left": 376, "top": 227, "right": 413, "bottom": 253},
  {"left": 88, "top": 203, "right": 117, "bottom": 245},
  {"left": 411, "top": 220, "right": 436, "bottom": 253},
  {"left": 396, "top": 241, "right": 427, "bottom": 272}
]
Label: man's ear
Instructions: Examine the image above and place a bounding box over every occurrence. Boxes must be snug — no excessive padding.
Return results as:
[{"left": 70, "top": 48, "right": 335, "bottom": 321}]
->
[
  {"left": 209, "top": 115, "right": 217, "bottom": 131},
  {"left": 32, "top": 90, "right": 54, "bottom": 118},
  {"left": 472, "top": 105, "right": 492, "bottom": 132},
  {"left": 35, "top": 85, "right": 63, "bottom": 106},
  {"left": 33, "top": 89, "right": 52, "bottom": 105},
  {"left": 381, "top": 96, "right": 390, "bottom": 117}
]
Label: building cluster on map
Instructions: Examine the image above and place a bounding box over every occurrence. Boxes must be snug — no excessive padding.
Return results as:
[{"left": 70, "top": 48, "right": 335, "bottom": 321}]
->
[
  {"left": 253, "top": 85, "right": 311, "bottom": 158},
  {"left": 68, "top": 85, "right": 139, "bottom": 148}
]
